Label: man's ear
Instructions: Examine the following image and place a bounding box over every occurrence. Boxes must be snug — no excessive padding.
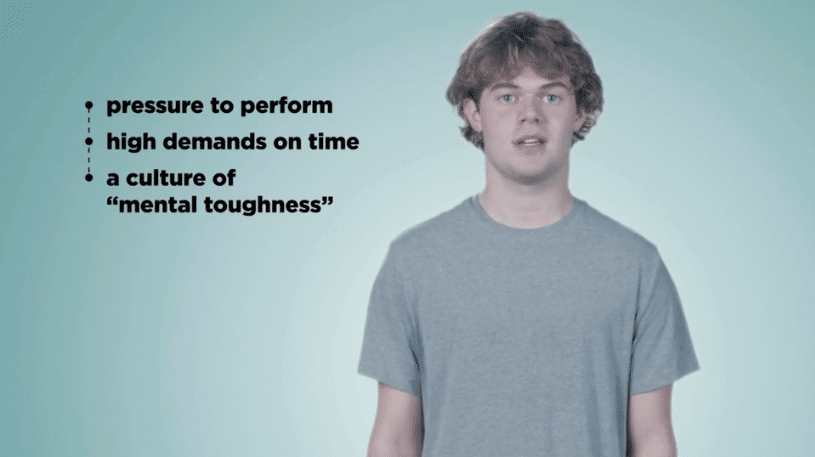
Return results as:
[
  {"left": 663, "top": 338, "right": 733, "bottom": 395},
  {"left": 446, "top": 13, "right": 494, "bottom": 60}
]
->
[
  {"left": 573, "top": 107, "right": 588, "bottom": 133},
  {"left": 463, "top": 98, "right": 482, "bottom": 133}
]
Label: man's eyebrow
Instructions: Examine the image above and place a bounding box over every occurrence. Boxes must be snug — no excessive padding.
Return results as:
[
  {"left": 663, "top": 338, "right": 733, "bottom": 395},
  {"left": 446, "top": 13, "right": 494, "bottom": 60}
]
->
[{"left": 487, "top": 81, "right": 570, "bottom": 92}]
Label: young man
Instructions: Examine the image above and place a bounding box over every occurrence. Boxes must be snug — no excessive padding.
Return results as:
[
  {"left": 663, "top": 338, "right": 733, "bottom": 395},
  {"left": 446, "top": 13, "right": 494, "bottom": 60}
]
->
[{"left": 358, "top": 12, "right": 699, "bottom": 457}]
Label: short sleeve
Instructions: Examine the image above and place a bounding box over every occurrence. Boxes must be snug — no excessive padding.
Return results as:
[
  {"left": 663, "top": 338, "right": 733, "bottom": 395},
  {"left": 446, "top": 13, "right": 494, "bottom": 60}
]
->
[
  {"left": 630, "top": 251, "right": 700, "bottom": 395},
  {"left": 357, "top": 243, "right": 421, "bottom": 397}
]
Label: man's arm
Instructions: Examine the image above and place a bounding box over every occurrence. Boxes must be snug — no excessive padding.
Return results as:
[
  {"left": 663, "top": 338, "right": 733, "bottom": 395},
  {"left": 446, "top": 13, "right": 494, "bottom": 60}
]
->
[
  {"left": 366, "top": 381, "right": 424, "bottom": 457},
  {"left": 627, "top": 383, "right": 678, "bottom": 457}
]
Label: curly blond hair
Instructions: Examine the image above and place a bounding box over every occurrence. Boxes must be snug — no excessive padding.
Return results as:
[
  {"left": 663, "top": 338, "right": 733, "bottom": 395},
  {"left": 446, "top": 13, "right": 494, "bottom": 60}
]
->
[{"left": 446, "top": 12, "right": 604, "bottom": 148}]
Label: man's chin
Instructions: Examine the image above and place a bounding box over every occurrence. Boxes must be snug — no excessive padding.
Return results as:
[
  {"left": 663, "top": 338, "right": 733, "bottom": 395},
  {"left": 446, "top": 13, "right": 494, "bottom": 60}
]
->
[{"left": 504, "top": 170, "right": 551, "bottom": 186}]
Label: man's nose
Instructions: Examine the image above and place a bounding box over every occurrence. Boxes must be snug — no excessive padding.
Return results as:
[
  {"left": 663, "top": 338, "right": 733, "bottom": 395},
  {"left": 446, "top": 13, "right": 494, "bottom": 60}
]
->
[{"left": 519, "top": 97, "right": 545, "bottom": 124}]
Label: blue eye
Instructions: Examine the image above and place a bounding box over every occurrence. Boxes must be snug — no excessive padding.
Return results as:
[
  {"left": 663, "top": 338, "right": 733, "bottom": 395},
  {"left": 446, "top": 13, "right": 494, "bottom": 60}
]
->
[
  {"left": 499, "top": 94, "right": 515, "bottom": 103},
  {"left": 545, "top": 94, "right": 560, "bottom": 103}
]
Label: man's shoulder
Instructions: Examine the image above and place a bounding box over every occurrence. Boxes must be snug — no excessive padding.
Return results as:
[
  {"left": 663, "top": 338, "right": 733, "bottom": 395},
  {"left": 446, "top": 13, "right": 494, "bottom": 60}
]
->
[
  {"left": 578, "top": 200, "right": 660, "bottom": 260},
  {"left": 387, "top": 197, "right": 472, "bottom": 255}
]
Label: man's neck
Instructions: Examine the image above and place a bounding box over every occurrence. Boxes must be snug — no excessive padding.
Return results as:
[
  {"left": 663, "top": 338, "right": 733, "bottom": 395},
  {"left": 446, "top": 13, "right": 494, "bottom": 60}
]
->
[{"left": 478, "top": 186, "right": 576, "bottom": 230}]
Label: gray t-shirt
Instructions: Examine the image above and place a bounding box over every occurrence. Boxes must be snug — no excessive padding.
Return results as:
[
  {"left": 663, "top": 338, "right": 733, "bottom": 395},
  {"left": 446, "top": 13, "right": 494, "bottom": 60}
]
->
[{"left": 357, "top": 195, "right": 700, "bottom": 457}]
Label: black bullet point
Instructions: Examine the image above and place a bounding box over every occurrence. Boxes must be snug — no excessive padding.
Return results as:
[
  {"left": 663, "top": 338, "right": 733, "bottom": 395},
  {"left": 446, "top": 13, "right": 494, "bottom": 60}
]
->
[
  {"left": 85, "top": 174, "right": 93, "bottom": 182},
  {"left": 85, "top": 137, "right": 93, "bottom": 145},
  {"left": 85, "top": 101, "right": 93, "bottom": 111}
]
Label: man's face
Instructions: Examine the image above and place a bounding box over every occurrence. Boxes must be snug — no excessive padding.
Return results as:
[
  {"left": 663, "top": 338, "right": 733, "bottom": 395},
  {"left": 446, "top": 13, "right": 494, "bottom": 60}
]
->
[{"left": 463, "top": 67, "right": 587, "bottom": 187}]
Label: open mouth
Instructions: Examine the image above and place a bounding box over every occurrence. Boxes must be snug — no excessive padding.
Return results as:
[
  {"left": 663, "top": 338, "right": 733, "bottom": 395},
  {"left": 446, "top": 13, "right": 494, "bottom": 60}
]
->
[
  {"left": 515, "top": 136, "right": 547, "bottom": 152},
  {"left": 515, "top": 135, "right": 546, "bottom": 146}
]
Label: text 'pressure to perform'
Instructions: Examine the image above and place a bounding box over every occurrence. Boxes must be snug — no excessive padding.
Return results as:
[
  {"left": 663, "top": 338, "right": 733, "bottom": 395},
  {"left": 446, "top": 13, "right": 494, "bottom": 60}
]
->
[{"left": 106, "top": 97, "right": 332, "bottom": 117}]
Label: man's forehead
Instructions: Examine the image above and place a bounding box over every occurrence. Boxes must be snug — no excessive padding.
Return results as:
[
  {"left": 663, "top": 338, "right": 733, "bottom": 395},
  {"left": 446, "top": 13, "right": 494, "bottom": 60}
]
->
[{"left": 485, "top": 71, "right": 571, "bottom": 91}]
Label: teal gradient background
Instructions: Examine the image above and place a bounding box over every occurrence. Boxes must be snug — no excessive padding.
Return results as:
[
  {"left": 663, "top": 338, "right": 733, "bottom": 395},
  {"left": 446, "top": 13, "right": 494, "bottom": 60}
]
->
[{"left": 2, "top": 1, "right": 813, "bottom": 455}]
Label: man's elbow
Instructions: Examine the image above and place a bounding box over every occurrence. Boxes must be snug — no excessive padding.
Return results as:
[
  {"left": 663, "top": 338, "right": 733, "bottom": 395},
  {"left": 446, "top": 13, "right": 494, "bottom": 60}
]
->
[
  {"left": 629, "top": 434, "right": 678, "bottom": 457},
  {"left": 367, "top": 436, "right": 423, "bottom": 457}
]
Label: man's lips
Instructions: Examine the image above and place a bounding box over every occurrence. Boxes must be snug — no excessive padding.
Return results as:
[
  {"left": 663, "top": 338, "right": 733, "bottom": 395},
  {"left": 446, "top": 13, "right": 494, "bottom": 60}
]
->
[
  {"left": 514, "top": 136, "right": 547, "bottom": 156},
  {"left": 514, "top": 135, "right": 546, "bottom": 145}
]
